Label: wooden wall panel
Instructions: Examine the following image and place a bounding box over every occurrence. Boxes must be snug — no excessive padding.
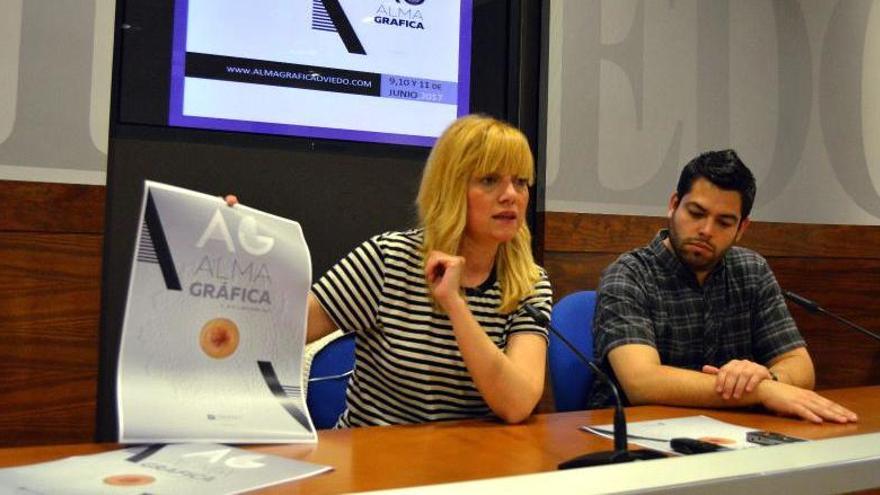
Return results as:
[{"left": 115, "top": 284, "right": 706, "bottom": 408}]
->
[
  {"left": 545, "top": 212, "right": 665, "bottom": 254},
  {"left": 542, "top": 211, "right": 880, "bottom": 392},
  {"left": 544, "top": 211, "right": 880, "bottom": 259},
  {"left": 0, "top": 181, "right": 105, "bottom": 233},
  {"left": 2, "top": 179, "right": 878, "bottom": 443},
  {"left": 771, "top": 258, "right": 880, "bottom": 389},
  {"left": 0, "top": 181, "right": 104, "bottom": 446},
  {"left": 543, "top": 252, "right": 617, "bottom": 300}
]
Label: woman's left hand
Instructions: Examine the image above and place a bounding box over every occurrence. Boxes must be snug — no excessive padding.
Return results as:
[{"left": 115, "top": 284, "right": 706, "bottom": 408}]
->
[{"left": 425, "top": 250, "right": 465, "bottom": 309}]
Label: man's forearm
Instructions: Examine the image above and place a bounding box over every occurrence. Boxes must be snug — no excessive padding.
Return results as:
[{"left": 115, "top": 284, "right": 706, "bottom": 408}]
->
[
  {"left": 768, "top": 348, "right": 816, "bottom": 390},
  {"left": 624, "top": 365, "right": 764, "bottom": 408},
  {"left": 769, "top": 361, "right": 815, "bottom": 389}
]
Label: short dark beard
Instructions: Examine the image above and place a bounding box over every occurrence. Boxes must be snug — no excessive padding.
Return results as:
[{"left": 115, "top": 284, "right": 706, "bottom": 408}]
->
[{"left": 666, "top": 220, "right": 720, "bottom": 274}]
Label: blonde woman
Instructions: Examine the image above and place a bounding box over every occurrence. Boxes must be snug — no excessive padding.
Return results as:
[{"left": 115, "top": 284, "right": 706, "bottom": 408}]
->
[{"left": 230, "top": 114, "right": 553, "bottom": 427}]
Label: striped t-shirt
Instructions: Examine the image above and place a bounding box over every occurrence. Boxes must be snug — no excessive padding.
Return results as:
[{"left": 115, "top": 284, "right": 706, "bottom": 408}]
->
[{"left": 311, "top": 229, "right": 553, "bottom": 427}]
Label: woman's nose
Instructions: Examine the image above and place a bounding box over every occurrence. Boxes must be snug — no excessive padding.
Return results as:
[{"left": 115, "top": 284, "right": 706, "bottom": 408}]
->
[{"left": 498, "top": 179, "right": 517, "bottom": 202}]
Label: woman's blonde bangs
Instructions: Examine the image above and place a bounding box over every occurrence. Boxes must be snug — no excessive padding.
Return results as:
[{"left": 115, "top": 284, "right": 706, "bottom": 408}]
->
[{"left": 469, "top": 124, "right": 535, "bottom": 184}]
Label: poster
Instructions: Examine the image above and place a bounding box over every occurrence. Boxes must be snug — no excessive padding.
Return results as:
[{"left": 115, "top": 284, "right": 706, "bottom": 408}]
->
[{"left": 117, "top": 181, "right": 315, "bottom": 443}]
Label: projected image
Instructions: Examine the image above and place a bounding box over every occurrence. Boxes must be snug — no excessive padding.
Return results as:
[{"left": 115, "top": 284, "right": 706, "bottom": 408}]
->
[{"left": 169, "top": 0, "right": 473, "bottom": 146}]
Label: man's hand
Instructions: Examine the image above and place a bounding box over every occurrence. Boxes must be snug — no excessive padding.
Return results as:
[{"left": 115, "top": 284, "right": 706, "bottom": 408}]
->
[
  {"left": 756, "top": 380, "right": 859, "bottom": 424},
  {"left": 224, "top": 195, "right": 238, "bottom": 206},
  {"left": 702, "top": 359, "right": 772, "bottom": 399}
]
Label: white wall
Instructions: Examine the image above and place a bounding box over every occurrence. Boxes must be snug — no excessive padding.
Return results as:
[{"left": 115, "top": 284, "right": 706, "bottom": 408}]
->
[
  {"left": 543, "top": 0, "right": 880, "bottom": 225},
  {"left": 6, "top": 0, "right": 880, "bottom": 227},
  {"left": 0, "top": 0, "right": 114, "bottom": 185}
]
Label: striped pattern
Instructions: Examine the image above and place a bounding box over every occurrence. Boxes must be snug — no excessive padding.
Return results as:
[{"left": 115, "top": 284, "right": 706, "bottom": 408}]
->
[
  {"left": 311, "top": 0, "right": 337, "bottom": 32},
  {"left": 257, "top": 360, "right": 311, "bottom": 429},
  {"left": 312, "top": 229, "right": 553, "bottom": 427},
  {"left": 282, "top": 384, "right": 303, "bottom": 400},
  {"left": 136, "top": 221, "right": 158, "bottom": 264}
]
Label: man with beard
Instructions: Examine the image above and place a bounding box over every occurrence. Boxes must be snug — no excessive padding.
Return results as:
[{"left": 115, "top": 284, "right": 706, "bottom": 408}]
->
[{"left": 588, "top": 150, "right": 857, "bottom": 424}]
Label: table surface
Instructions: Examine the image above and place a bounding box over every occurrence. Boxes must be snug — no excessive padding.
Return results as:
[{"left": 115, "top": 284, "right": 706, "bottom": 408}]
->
[{"left": 2, "top": 386, "right": 878, "bottom": 494}]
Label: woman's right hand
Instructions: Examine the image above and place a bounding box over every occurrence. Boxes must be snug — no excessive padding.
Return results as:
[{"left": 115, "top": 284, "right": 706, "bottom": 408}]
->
[
  {"left": 425, "top": 250, "right": 466, "bottom": 310},
  {"left": 224, "top": 195, "right": 239, "bottom": 207}
]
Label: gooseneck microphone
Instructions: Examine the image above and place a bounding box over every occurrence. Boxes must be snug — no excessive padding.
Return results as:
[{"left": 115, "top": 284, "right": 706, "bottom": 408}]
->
[
  {"left": 782, "top": 290, "right": 880, "bottom": 343},
  {"left": 524, "top": 304, "right": 665, "bottom": 468}
]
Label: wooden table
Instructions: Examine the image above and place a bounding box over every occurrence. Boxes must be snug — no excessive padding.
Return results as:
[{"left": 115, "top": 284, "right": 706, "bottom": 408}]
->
[{"left": 1, "top": 386, "right": 878, "bottom": 493}]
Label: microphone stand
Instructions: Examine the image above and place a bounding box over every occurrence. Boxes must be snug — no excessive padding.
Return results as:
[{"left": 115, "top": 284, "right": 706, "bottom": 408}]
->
[
  {"left": 524, "top": 305, "right": 665, "bottom": 469},
  {"left": 783, "top": 290, "right": 880, "bottom": 343}
]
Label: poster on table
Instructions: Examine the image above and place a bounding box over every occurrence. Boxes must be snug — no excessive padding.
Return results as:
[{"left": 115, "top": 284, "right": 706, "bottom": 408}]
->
[
  {"left": 117, "top": 181, "right": 315, "bottom": 443},
  {"left": 0, "top": 443, "right": 331, "bottom": 494}
]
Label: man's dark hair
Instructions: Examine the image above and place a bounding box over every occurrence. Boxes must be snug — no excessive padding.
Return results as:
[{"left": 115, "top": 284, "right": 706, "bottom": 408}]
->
[{"left": 676, "top": 149, "right": 757, "bottom": 218}]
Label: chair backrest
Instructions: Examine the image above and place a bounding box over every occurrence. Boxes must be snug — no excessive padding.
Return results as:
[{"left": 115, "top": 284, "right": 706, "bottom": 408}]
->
[
  {"left": 548, "top": 290, "right": 597, "bottom": 412},
  {"left": 306, "top": 332, "right": 355, "bottom": 429}
]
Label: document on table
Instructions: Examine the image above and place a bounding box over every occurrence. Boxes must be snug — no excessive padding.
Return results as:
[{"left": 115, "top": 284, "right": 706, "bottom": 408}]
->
[
  {"left": 0, "top": 443, "right": 331, "bottom": 495},
  {"left": 582, "top": 415, "right": 763, "bottom": 454},
  {"left": 117, "top": 181, "right": 316, "bottom": 443}
]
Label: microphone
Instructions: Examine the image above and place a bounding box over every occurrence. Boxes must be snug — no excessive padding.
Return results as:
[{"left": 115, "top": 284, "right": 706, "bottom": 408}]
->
[
  {"left": 782, "top": 290, "right": 880, "bottom": 343},
  {"left": 524, "top": 304, "right": 665, "bottom": 468}
]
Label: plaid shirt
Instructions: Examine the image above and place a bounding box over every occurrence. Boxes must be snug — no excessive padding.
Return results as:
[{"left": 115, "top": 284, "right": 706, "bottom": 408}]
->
[{"left": 589, "top": 230, "right": 805, "bottom": 408}]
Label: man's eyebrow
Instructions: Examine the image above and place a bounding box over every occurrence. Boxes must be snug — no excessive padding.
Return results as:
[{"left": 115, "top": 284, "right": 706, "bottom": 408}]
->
[
  {"left": 684, "top": 201, "right": 707, "bottom": 213},
  {"left": 685, "top": 201, "right": 740, "bottom": 223}
]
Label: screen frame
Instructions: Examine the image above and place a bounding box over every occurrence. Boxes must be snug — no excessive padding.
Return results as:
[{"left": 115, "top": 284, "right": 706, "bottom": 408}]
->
[{"left": 166, "top": 0, "right": 473, "bottom": 147}]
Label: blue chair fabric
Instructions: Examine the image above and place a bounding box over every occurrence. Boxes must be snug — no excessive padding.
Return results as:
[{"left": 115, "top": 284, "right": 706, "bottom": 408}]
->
[
  {"left": 548, "top": 290, "right": 597, "bottom": 412},
  {"left": 307, "top": 332, "right": 355, "bottom": 429}
]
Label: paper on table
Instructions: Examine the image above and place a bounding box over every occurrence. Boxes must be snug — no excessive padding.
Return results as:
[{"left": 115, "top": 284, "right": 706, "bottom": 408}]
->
[
  {"left": 0, "top": 443, "right": 331, "bottom": 495},
  {"left": 582, "top": 415, "right": 764, "bottom": 454}
]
